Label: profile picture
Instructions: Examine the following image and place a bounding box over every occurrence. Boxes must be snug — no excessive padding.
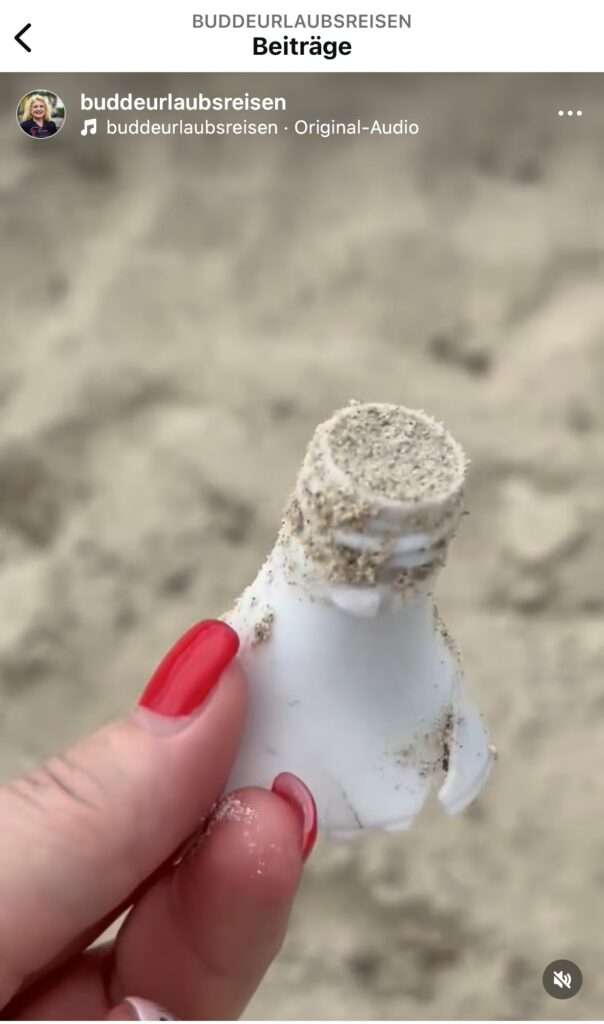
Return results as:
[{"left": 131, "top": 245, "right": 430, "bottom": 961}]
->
[{"left": 16, "top": 89, "right": 66, "bottom": 139}]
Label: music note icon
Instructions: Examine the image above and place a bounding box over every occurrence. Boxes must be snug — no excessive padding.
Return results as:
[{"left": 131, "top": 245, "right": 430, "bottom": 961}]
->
[{"left": 81, "top": 118, "right": 97, "bottom": 136}]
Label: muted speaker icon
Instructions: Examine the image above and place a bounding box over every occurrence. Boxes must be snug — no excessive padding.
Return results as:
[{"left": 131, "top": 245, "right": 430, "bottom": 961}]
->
[{"left": 543, "top": 960, "right": 582, "bottom": 999}]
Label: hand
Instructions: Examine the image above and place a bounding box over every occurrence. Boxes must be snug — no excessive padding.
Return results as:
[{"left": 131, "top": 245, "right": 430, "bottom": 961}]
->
[{"left": 0, "top": 620, "right": 317, "bottom": 1021}]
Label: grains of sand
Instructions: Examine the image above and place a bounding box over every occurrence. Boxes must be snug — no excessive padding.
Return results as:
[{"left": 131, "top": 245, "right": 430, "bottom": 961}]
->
[
  {"left": 204, "top": 795, "right": 258, "bottom": 838},
  {"left": 252, "top": 608, "right": 274, "bottom": 645},
  {"left": 281, "top": 402, "right": 467, "bottom": 586},
  {"left": 327, "top": 403, "right": 464, "bottom": 505}
]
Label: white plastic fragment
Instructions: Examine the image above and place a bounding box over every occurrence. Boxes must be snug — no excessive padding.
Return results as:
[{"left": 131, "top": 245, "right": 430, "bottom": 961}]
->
[{"left": 224, "top": 402, "right": 493, "bottom": 837}]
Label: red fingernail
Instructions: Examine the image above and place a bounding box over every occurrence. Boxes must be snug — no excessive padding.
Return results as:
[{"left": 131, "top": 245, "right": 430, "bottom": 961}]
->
[
  {"left": 271, "top": 772, "right": 318, "bottom": 862},
  {"left": 138, "top": 620, "right": 239, "bottom": 718}
]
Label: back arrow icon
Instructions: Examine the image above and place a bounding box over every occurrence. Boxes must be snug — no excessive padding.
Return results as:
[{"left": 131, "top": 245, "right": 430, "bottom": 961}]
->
[{"left": 15, "top": 23, "right": 32, "bottom": 52}]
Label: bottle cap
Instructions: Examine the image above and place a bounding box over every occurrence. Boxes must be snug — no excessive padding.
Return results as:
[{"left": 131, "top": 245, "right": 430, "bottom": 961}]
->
[{"left": 284, "top": 402, "right": 467, "bottom": 587}]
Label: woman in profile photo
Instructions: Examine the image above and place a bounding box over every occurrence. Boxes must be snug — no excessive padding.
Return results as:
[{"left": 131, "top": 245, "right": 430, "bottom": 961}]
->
[{"left": 19, "top": 94, "right": 58, "bottom": 138}]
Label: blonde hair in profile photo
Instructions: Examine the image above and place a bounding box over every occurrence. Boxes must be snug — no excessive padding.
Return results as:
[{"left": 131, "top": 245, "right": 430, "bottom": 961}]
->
[{"left": 23, "top": 93, "right": 53, "bottom": 122}]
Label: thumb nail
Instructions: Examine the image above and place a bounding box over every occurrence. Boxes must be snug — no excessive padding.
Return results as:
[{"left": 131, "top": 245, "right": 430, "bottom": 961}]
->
[{"left": 132, "top": 619, "right": 239, "bottom": 736}]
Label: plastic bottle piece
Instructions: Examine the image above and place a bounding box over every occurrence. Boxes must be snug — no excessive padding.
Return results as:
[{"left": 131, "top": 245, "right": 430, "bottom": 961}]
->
[{"left": 224, "top": 402, "right": 493, "bottom": 836}]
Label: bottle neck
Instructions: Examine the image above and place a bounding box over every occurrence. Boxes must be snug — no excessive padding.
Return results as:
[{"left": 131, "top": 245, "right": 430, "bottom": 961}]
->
[{"left": 271, "top": 528, "right": 442, "bottom": 617}]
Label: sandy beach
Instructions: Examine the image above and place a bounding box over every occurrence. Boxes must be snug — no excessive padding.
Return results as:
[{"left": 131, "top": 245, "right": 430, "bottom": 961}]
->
[{"left": 1, "top": 73, "right": 604, "bottom": 1018}]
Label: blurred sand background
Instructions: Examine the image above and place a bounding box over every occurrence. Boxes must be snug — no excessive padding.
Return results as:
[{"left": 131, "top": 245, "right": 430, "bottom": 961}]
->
[{"left": 1, "top": 73, "right": 604, "bottom": 1019}]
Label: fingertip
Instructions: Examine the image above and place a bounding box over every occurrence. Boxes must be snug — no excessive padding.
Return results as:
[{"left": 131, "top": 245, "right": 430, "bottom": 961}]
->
[
  {"left": 205, "top": 785, "right": 306, "bottom": 879},
  {"left": 169, "top": 784, "right": 305, "bottom": 937},
  {"left": 130, "top": 634, "right": 248, "bottom": 739},
  {"left": 109, "top": 785, "right": 306, "bottom": 1020},
  {"left": 106, "top": 997, "right": 178, "bottom": 1020},
  {"left": 271, "top": 772, "right": 318, "bottom": 862}
]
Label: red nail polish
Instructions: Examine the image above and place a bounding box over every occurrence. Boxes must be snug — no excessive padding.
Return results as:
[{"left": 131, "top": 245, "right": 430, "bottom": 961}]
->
[
  {"left": 138, "top": 620, "right": 239, "bottom": 717},
  {"left": 271, "top": 772, "right": 318, "bottom": 861}
]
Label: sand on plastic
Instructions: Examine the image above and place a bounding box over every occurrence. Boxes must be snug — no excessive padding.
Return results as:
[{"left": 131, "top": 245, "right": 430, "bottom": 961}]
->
[{"left": 1, "top": 72, "right": 604, "bottom": 1019}]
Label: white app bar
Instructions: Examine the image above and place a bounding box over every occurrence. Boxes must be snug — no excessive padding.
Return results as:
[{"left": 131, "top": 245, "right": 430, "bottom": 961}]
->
[{"left": 1, "top": 0, "right": 603, "bottom": 72}]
